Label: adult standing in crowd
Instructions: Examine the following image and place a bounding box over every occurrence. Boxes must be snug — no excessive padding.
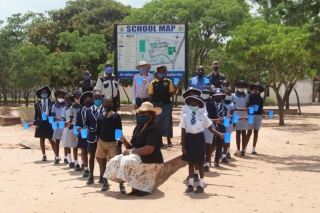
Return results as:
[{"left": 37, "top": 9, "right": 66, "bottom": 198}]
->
[
  {"left": 149, "top": 65, "right": 181, "bottom": 147},
  {"left": 187, "top": 65, "right": 210, "bottom": 90},
  {"left": 95, "top": 62, "right": 120, "bottom": 112},
  {"left": 207, "top": 61, "right": 226, "bottom": 89},
  {"left": 79, "top": 70, "right": 96, "bottom": 93},
  {"left": 132, "top": 61, "right": 154, "bottom": 122}
]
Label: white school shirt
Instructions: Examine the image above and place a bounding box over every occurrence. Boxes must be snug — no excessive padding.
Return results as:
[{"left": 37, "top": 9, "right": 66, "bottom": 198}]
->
[
  {"left": 179, "top": 111, "right": 212, "bottom": 134},
  {"left": 41, "top": 99, "right": 49, "bottom": 115},
  {"left": 180, "top": 104, "right": 208, "bottom": 118}
]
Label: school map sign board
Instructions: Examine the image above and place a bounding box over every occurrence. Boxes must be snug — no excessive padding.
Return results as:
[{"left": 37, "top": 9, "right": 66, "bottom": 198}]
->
[{"left": 114, "top": 24, "right": 188, "bottom": 79}]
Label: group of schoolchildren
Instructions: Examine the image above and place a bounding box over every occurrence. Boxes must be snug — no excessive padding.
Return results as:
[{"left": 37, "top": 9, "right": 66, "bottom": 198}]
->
[
  {"left": 29, "top": 76, "right": 266, "bottom": 195},
  {"left": 30, "top": 86, "right": 125, "bottom": 193},
  {"left": 179, "top": 80, "right": 266, "bottom": 194}
]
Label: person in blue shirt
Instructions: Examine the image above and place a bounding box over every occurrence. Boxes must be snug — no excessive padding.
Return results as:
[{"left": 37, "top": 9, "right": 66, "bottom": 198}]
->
[{"left": 187, "top": 66, "right": 210, "bottom": 90}]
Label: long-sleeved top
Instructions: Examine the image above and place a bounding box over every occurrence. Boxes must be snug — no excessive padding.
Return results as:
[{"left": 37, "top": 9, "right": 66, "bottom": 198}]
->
[
  {"left": 132, "top": 73, "right": 154, "bottom": 104},
  {"left": 96, "top": 112, "right": 122, "bottom": 142},
  {"left": 247, "top": 94, "right": 264, "bottom": 115}
]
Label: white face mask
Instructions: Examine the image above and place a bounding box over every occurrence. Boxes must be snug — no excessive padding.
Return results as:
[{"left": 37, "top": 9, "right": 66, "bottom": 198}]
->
[
  {"left": 225, "top": 95, "right": 232, "bottom": 101},
  {"left": 237, "top": 88, "right": 244, "bottom": 93},
  {"left": 57, "top": 98, "right": 65, "bottom": 103},
  {"left": 201, "top": 94, "right": 209, "bottom": 100}
]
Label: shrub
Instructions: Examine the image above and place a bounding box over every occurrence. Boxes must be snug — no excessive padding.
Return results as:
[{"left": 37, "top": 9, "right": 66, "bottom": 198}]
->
[
  {"left": 264, "top": 97, "right": 276, "bottom": 106},
  {"left": 0, "top": 106, "right": 12, "bottom": 116},
  {"left": 19, "top": 107, "right": 35, "bottom": 122}
]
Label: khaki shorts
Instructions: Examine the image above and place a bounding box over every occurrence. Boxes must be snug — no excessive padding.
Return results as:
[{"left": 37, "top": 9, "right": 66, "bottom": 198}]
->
[{"left": 95, "top": 138, "right": 118, "bottom": 160}]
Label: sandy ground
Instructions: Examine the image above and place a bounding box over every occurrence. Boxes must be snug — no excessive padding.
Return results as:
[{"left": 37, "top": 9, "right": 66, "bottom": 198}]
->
[{"left": 0, "top": 105, "right": 320, "bottom": 213}]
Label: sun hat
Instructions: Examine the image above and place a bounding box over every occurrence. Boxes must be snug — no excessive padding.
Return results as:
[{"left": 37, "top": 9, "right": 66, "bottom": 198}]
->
[
  {"left": 249, "top": 83, "right": 265, "bottom": 93},
  {"left": 185, "top": 95, "right": 204, "bottom": 108},
  {"left": 135, "top": 61, "right": 151, "bottom": 71},
  {"left": 36, "top": 85, "right": 51, "bottom": 99},
  {"left": 235, "top": 80, "right": 248, "bottom": 88},
  {"left": 54, "top": 89, "right": 66, "bottom": 99},
  {"left": 80, "top": 91, "right": 93, "bottom": 106},
  {"left": 182, "top": 88, "right": 202, "bottom": 99},
  {"left": 154, "top": 65, "right": 168, "bottom": 75},
  {"left": 135, "top": 101, "right": 162, "bottom": 115}
]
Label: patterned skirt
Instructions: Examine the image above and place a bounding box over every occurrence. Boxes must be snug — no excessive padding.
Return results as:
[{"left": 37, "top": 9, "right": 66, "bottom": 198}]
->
[{"left": 103, "top": 154, "right": 163, "bottom": 193}]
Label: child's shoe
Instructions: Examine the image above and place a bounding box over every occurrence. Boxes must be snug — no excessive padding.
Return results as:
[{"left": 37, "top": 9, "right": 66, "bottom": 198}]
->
[
  {"left": 194, "top": 185, "right": 204, "bottom": 194},
  {"left": 74, "top": 164, "right": 81, "bottom": 171},
  {"left": 221, "top": 157, "right": 229, "bottom": 163},
  {"left": 42, "top": 156, "right": 47, "bottom": 161},
  {"left": 69, "top": 162, "right": 75, "bottom": 168},
  {"left": 83, "top": 170, "right": 89, "bottom": 178},
  {"left": 204, "top": 166, "right": 210, "bottom": 172},
  {"left": 185, "top": 185, "right": 194, "bottom": 193},
  {"left": 64, "top": 159, "right": 69, "bottom": 164},
  {"left": 226, "top": 153, "right": 231, "bottom": 159}
]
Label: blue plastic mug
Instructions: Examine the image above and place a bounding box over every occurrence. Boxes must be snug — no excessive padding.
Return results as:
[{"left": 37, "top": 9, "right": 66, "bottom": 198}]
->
[
  {"left": 173, "top": 78, "right": 179, "bottom": 86},
  {"left": 115, "top": 129, "right": 122, "bottom": 140},
  {"left": 223, "top": 118, "right": 230, "bottom": 127},
  {"left": 254, "top": 104, "right": 259, "bottom": 112},
  {"left": 204, "top": 78, "right": 210, "bottom": 84},
  {"left": 224, "top": 132, "right": 231, "bottom": 143},
  {"left": 268, "top": 110, "right": 274, "bottom": 118},
  {"left": 232, "top": 114, "right": 239, "bottom": 123},
  {"left": 81, "top": 128, "right": 88, "bottom": 139},
  {"left": 59, "top": 120, "right": 65, "bottom": 129},
  {"left": 23, "top": 122, "right": 29, "bottom": 130},
  {"left": 248, "top": 107, "right": 254, "bottom": 114},
  {"left": 48, "top": 116, "right": 54, "bottom": 123},
  {"left": 137, "top": 77, "right": 143, "bottom": 84},
  {"left": 248, "top": 115, "right": 254, "bottom": 124},
  {"left": 52, "top": 122, "right": 58, "bottom": 130},
  {"left": 73, "top": 126, "right": 79, "bottom": 135},
  {"left": 42, "top": 113, "right": 47, "bottom": 121}
]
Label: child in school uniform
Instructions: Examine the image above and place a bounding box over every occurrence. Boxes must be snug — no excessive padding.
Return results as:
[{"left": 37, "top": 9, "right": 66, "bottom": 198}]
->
[
  {"left": 180, "top": 95, "right": 223, "bottom": 194},
  {"left": 85, "top": 90, "right": 103, "bottom": 185},
  {"left": 51, "top": 89, "right": 67, "bottom": 164},
  {"left": 29, "top": 85, "right": 55, "bottom": 161},
  {"left": 95, "top": 97, "right": 125, "bottom": 193},
  {"left": 246, "top": 83, "right": 265, "bottom": 154},
  {"left": 75, "top": 91, "right": 93, "bottom": 177},
  {"left": 231, "top": 80, "right": 249, "bottom": 157}
]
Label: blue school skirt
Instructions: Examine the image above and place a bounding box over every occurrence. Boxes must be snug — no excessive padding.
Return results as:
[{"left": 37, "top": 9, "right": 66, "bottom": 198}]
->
[{"left": 182, "top": 132, "right": 205, "bottom": 163}]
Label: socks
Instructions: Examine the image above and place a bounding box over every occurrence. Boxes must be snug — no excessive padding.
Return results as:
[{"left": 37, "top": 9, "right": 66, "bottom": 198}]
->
[
  {"left": 199, "top": 178, "right": 204, "bottom": 187},
  {"left": 221, "top": 148, "right": 224, "bottom": 153},
  {"left": 205, "top": 162, "right": 210, "bottom": 167},
  {"left": 194, "top": 170, "right": 199, "bottom": 175},
  {"left": 227, "top": 147, "right": 230, "bottom": 153},
  {"left": 67, "top": 154, "right": 72, "bottom": 162},
  {"left": 189, "top": 178, "right": 194, "bottom": 186},
  {"left": 74, "top": 160, "right": 78, "bottom": 165},
  {"left": 252, "top": 147, "right": 256, "bottom": 152},
  {"left": 64, "top": 156, "right": 67, "bottom": 159},
  {"left": 222, "top": 154, "right": 226, "bottom": 159},
  {"left": 55, "top": 156, "right": 60, "bottom": 160},
  {"left": 43, "top": 154, "right": 46, "bottom": 157},
  {"left": 84, "top": 167, "right": 88, "bottom": 171}
]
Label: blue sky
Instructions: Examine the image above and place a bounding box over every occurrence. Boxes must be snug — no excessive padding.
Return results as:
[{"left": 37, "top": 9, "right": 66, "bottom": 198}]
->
[{"left": 0, "top": 0, "right": 150, "bottom": 23}]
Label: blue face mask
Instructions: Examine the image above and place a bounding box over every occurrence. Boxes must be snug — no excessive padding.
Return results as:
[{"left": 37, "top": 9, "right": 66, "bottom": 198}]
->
[
  {"left": 139, "top": 66, "right": 147, "bottom": 74},
  {"left": 41, "top": 93, "right": 48, "bottom": 99},
  {"left": 139, "top": 115, "right": 151, "bottom": 123},
  {"left": 189, "top": 106, "right": 199, "bottom": 112},
  {"left": 215, "top": 97, "right": 222, "bottom": 103},
  {"left": 84, "top": 75, "right": 90, "bottom": 81},
  {"left": 105, "top": 67, "right": 113, "bottom": 74},
  {"left": 94, "top": 99, "right": 102, "bottom": 106},
  {"left": 104, "top": 106, "right": 113, "bottom": 112},
  {"left": 157, "top": 73, "right": 165, "bottom": 78},
  {"left": 197, "top": 73, "right": 204, "bottom": 78}
]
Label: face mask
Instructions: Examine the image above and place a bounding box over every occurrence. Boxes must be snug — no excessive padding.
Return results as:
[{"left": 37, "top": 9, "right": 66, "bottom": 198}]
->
[
  {"left": 157, "top": 73, "right": 165, "bottom": 78},
  {"left": 57, "top": 98, "right": 65, "bottom": 103},
  {"left": 104, "top": 106, "right": 113, "bottom": 112},
  {"left": 139, "top": 66, "right": 147, "bottom": 74},
  {"left": 201, "top": 94, "right": 209, "bottom": 100},
  {"left": 222, "top": 86, "right": 229, "bottom": 91},
  {"left": 74, "top": 98, "right": 80, "bottom": 104},
  {"left": 215, "top": 97, "right": 222, "bottom": 103},
  {"left": 84, "top": 75, "right": 91, "bottom": 81},
  {"left": 237, "top": 88, "right": 244, "bottom": 93},
  {"left": 105, "top": 67, "right": 113, "bottom": 74},
  {"left": 189, "top": 106, "right": 199, "bottom": 112},
  {"left": 94, "top": 99, "right": 102, "bottom": 106},
  {"left": 213, "top": 67, "right": 219, "bottom": 71},
  {"left": 65, "top": 100, "right": 72, "bottom": 106},
  {"left": 197, "top": 73, "right": 204, "bottom": 78},
  {"left": 41, "top": 93, "right": 48, "bottom": 99},
  {"left": 225, "top": 95, "right": 232, "bottom": 101},
  {"left": 84, "top": 102, "right": 93, "bottom": 108},
  {"left": 139, "top": 115, "right": 151, "bottom": 123}
]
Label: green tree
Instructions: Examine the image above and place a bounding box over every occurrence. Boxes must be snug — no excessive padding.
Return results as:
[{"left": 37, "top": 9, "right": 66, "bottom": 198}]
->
[{"left": 228, "top": 18, "right": 315, "bottom": 125}]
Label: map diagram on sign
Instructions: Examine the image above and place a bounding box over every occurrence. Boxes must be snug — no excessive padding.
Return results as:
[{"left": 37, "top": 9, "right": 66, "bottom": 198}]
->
[{"left": 136, "top": 34, "right": 185, "bottom": 70}]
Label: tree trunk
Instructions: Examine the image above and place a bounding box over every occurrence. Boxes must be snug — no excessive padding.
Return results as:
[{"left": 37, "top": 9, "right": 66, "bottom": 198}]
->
[
  {"left": 293, "top": 88, "right": 301, "bottom": 115},
  {"left": 122, "top": 86, "right": 130, "bottom": 103},
  {"left": 285, "top": 85, "right": 293, "bottom": 109},
  {"left": 275, "top": 91, "right": 285, "bottom": 126},
  {"left": 25, "top": 93, "right": 29, "bottom": 107},
  {"left": 2, "top": 87, "right": 8, "bottom": 105},
  {"left": 18, "top": 89, "right": 21, "bottom": 104}
]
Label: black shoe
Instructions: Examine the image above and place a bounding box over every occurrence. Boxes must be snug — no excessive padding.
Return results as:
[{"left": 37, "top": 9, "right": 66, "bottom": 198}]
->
[
  {"left": 226, "top": 153, "right": 231, "bottom": 159},
  {"left": 86, "top": 178, "right": 94, "bottom": 185},
  {"left": 119, "top": 183, "right": 126, "bottom": 194},
  {"left": 42, "top": 156, "right": 47, "bottom": 161},
  {"left": 98, "top": 177, "right": 104, "bottom": 183},
  {"left": 81, "top": 164, "right": 84, "bottom": 170},
  {"left": 136, "top": 191, "right": 150, "bottom": 197},
  {"left": 83, "top": 170, "right": 89, "bottom": 178},
  {"left": 54, "top": 159, "right": 59, "bottom": 164},
  {"left": 252, "top": 151, "right": 258, "bottom": 155},
  {"left": 221, "top": 157, "right": 229, "bottom": 163},
  {"left": 193, "top": 174, "right": 199, "bottom": 182},
  {"left": 101, "top": 183, "right": 110, "bottom": 191},
  {"left": 74, "top": 164, "right": 81, "bottom": 171},
  {"left": 64, "top": 159, "right": 69, "bottom": 164},
  {"left": 69, "top": 162, "right": 75, "bottom": 168},
  {"left": 185, "top": 185, "right": 194, "bottom": 193},
  {"left": 241, "top": 150, "right": 245, "bottom": 156},
  {"left": 194, "top": 185, "right": 204, "bottom": 194},
  {"left": 214, "top": 162, "right": 220, "bottom": 167},
  {"left": 128, "top": 189, "right": 140, "bottom": 196},
  {"left": 204, "top": 166, "right": 210, "bottom": 172}
]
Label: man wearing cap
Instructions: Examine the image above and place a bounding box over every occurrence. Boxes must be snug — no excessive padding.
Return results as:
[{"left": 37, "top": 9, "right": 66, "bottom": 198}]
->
[
  {"left": 206, "top": 61, "right": 226, "bottom": 89},
  {"left": 79, "top": 70, "right": 96, "bottom": 93},
  {"left": 95, "top": 62, "right": 120, "bottom": 111},
  {"left": 132, "top": 61, "right": 154, "bottom": 122},
  {"left": 187, "top": 65, "right": 210, "bottom": 90}
]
